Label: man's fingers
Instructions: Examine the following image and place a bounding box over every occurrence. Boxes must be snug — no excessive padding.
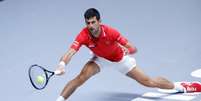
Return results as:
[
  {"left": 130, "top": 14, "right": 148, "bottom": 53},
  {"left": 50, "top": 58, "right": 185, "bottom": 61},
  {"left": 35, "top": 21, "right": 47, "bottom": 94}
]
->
[
  {"left": 54, "top": 70, "right": 61, "bottom": 75},
  {"left": 55, "top": 66, "right": 65, "bottom": 75}
]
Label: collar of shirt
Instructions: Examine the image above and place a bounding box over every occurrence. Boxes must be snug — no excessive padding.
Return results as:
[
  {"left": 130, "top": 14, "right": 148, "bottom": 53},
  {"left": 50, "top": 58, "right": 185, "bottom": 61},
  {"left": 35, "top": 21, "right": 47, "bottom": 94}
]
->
[{"left": 88, "top": 25, "right": 106, "bottom": 41}]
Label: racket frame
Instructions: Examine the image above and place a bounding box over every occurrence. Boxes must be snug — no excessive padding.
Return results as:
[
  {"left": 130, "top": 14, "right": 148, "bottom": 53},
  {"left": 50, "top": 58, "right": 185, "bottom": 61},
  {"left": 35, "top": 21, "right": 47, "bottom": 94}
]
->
[{"left": 28, "top": 64, "right": 54, "bottom": 90}]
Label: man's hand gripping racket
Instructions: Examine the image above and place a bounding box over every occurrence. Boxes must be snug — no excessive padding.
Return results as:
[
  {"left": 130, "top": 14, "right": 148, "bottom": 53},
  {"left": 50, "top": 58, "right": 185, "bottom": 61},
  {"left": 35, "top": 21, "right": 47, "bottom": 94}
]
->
[{"left": 55, "top": 61, "right": 66, "bottom": 75}]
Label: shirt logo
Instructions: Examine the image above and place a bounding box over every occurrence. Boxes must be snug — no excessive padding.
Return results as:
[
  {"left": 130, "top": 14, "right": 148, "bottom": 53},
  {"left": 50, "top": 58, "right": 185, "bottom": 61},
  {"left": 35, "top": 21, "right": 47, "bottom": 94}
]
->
[{"left": 88, "top": 44, "right": 96, "bottom": 48}]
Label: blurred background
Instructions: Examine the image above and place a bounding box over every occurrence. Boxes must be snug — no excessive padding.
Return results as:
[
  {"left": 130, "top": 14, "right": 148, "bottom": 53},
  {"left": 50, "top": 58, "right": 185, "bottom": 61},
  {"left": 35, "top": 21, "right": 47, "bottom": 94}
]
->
[{"left": 0, "top": 0, "right": 201, "bottom": 101}]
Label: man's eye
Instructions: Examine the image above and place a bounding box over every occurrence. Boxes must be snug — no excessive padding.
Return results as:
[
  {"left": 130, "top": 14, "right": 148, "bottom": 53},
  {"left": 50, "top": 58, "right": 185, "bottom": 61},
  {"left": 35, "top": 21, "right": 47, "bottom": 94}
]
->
[
  {"left": 86, "top": 21, "right": 96, "bottom": 25},
  {"left": 92, "top": 21, "right": 95, "bottom": 24},
  {"left": 87, "top": 22, "right": 90, "bottom": 25}
]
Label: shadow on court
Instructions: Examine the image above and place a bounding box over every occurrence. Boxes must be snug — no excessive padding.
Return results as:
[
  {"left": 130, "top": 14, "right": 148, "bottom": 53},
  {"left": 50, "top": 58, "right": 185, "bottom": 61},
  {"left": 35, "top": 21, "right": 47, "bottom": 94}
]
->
[
  {"left": 80, "top": 91, "right": 200, "bottom": 101},
  {"left": 84, "top": 91, "right": 142, "bottom": 101}
]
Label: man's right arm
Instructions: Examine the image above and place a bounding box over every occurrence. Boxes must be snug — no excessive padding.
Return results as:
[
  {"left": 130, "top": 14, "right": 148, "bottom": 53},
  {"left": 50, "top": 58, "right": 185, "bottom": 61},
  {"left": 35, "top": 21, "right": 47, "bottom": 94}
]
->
[
  {"left": 55, "top": 48, "right": 77, "bottom": 75},
  {"left": 55, "top": 30, "right": 85, "bottom": 75},
  {"left": 60, "top": 48, "right": 77, "bottom": 65}
]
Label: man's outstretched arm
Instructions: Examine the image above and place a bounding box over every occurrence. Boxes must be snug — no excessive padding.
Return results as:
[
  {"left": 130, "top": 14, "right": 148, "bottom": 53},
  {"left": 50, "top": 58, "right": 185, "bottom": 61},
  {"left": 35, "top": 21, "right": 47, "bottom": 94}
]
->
[{"left": 55, "top": 48, "right": 77, "bottom": 75}]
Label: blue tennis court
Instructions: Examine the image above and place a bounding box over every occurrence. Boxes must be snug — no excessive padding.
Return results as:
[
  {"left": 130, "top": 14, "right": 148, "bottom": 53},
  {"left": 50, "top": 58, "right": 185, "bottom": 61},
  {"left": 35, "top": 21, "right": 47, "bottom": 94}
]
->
[{"left": 0, "top": 0, "right": 201, "bottom": 101}]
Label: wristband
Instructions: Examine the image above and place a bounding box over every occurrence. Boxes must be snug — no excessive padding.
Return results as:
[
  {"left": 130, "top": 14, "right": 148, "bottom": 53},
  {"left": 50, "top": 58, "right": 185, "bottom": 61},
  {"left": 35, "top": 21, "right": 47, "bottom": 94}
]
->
[
  {"left": 59, "top": 61, "right": 66, "bottom": 67},
  {"left": 128, "top": 47, "right": 135, "bottom": 54}
]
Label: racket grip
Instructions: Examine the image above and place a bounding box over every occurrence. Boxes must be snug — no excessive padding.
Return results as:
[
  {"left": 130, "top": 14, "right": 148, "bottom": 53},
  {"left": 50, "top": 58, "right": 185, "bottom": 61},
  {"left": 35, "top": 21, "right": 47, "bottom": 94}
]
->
[
  {"left": 54, "top": 70, "right": 62, "bottom": 75},
  {"left": 55, "top": 61, "right": 66, "bottom": 75}
]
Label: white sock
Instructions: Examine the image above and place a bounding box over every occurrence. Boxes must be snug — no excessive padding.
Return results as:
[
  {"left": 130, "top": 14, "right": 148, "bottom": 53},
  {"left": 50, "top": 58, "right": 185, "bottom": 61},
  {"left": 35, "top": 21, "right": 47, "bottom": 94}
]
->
[
  {"left": 56, "top": 96, "right": 65, "bottom": 101},
  {"left": 174, "top": 82, "right": 185, "bottom": 92}
]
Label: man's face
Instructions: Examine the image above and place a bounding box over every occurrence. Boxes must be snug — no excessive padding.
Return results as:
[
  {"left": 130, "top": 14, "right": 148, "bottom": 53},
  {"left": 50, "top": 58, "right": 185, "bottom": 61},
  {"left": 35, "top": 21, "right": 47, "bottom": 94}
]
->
[{"left": 85, "top": 16, "right": 101, "bottom": 37}]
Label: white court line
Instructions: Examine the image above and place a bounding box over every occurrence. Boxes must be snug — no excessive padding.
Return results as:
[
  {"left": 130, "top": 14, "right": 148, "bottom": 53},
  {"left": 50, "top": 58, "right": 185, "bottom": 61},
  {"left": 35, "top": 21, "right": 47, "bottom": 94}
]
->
[
  {"left": 132, "top": 97, "right": 155, "bottom": 101},
  {"left": 191, "top": 68, "right": 201, "bottom": 78},
  {"left": 132, "top": 92, "right": 198, "bottom": 101}
]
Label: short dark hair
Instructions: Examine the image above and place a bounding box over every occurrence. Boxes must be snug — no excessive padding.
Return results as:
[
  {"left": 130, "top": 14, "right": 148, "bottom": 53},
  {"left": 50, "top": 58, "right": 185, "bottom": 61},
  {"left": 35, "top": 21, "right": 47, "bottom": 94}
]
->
[{"left": 84, "top": 8, "right": 100, "bottom": 21}]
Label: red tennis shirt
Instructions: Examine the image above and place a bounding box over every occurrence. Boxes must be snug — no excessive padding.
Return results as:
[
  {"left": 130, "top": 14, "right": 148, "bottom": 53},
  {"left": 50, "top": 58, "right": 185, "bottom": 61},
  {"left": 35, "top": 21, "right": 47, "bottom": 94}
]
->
[{"left": 70, "top": 24, "right": 128, "bottom": 62}]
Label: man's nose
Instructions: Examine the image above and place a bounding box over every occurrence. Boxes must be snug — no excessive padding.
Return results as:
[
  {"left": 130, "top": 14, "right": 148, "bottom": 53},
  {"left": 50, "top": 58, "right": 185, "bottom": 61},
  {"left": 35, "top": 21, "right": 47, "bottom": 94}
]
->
[{"left": 88, "top": 23, "right": 94, "bottom": 27}]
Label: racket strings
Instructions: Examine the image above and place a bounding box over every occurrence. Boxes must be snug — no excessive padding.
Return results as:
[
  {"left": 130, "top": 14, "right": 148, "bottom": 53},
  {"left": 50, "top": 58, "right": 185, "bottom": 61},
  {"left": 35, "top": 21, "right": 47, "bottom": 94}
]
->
[{"left": 29, "top": 66, "right": 47, "bottom": 89}]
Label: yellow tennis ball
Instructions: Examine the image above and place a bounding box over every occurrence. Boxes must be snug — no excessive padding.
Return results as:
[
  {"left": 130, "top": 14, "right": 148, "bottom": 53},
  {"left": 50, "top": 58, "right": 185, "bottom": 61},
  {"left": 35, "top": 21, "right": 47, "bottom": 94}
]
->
[{"left": 36, "top": 75, "right": 45, "bottom": 84}]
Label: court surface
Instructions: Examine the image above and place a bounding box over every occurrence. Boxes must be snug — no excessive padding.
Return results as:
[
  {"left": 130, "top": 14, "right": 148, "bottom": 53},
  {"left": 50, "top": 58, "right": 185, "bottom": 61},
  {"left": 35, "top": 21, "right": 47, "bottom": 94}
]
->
[{"left": 0, "top": 0, "right": 201, "bottom": 101}]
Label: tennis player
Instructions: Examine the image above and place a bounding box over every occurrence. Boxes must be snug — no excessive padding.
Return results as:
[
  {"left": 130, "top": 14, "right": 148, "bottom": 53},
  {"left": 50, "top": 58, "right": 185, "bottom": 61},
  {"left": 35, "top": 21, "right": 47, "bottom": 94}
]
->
[{"left": 55, "top": 8, "right": 201, "bottom": 101}]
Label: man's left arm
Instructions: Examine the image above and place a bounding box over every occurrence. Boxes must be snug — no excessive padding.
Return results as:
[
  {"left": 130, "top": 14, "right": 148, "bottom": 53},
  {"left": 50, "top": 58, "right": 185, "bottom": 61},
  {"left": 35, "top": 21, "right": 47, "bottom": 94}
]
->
[
  {"left": 115, "top": 33, "right": 137, "bottom": 55},
  {"left": 122, "top": 41, "right": 137, "bottom": 55},
  {"left": 110, "top": 27, "right": 137, "bottom": 55}
]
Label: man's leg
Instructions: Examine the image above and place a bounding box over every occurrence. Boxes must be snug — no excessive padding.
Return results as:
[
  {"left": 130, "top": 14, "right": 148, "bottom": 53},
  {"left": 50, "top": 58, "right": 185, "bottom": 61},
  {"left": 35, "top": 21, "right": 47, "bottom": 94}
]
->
[
  {"left": 126, "top": 66, "right": 174, "bottom": 89},
  {"left": 56, "top": 61, "right": 100, "bottom": 101}
]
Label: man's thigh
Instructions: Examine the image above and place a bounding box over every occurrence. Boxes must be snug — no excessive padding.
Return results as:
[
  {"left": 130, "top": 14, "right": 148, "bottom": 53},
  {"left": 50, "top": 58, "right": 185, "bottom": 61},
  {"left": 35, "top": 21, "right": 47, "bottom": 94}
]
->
[{"left": 79, "top": 61, "right": 100, "bottom": 77}]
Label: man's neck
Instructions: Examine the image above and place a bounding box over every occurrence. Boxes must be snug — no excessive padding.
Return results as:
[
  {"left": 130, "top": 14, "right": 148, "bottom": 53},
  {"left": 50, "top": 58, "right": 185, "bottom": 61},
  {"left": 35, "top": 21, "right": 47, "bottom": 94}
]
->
[{"left": 91, "top": 27, "right": 101, "bottom": 38}]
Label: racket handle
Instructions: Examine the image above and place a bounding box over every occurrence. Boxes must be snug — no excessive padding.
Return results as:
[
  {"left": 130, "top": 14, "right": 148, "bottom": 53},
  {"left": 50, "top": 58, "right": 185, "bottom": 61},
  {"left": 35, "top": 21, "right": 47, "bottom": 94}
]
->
[
  {"left": 55, "top": 61, "right": 66, "bottom": 75},
  {"left": 54, "top": 70, "right": 62, "bottom": 75}
]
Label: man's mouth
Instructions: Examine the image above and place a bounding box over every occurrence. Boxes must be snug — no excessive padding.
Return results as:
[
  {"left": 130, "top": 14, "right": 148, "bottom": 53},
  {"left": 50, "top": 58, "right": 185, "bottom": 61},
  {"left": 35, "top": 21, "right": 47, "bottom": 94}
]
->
[{"left": 89, "top": 28, "right": 94, "bottom": 32}]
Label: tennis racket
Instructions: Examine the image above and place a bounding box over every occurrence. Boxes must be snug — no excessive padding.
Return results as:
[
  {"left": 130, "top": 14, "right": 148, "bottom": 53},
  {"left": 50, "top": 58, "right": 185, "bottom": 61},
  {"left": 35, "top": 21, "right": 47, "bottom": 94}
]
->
[{"left": 28, "top": 64, "right": 56, "bottom": 90}]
